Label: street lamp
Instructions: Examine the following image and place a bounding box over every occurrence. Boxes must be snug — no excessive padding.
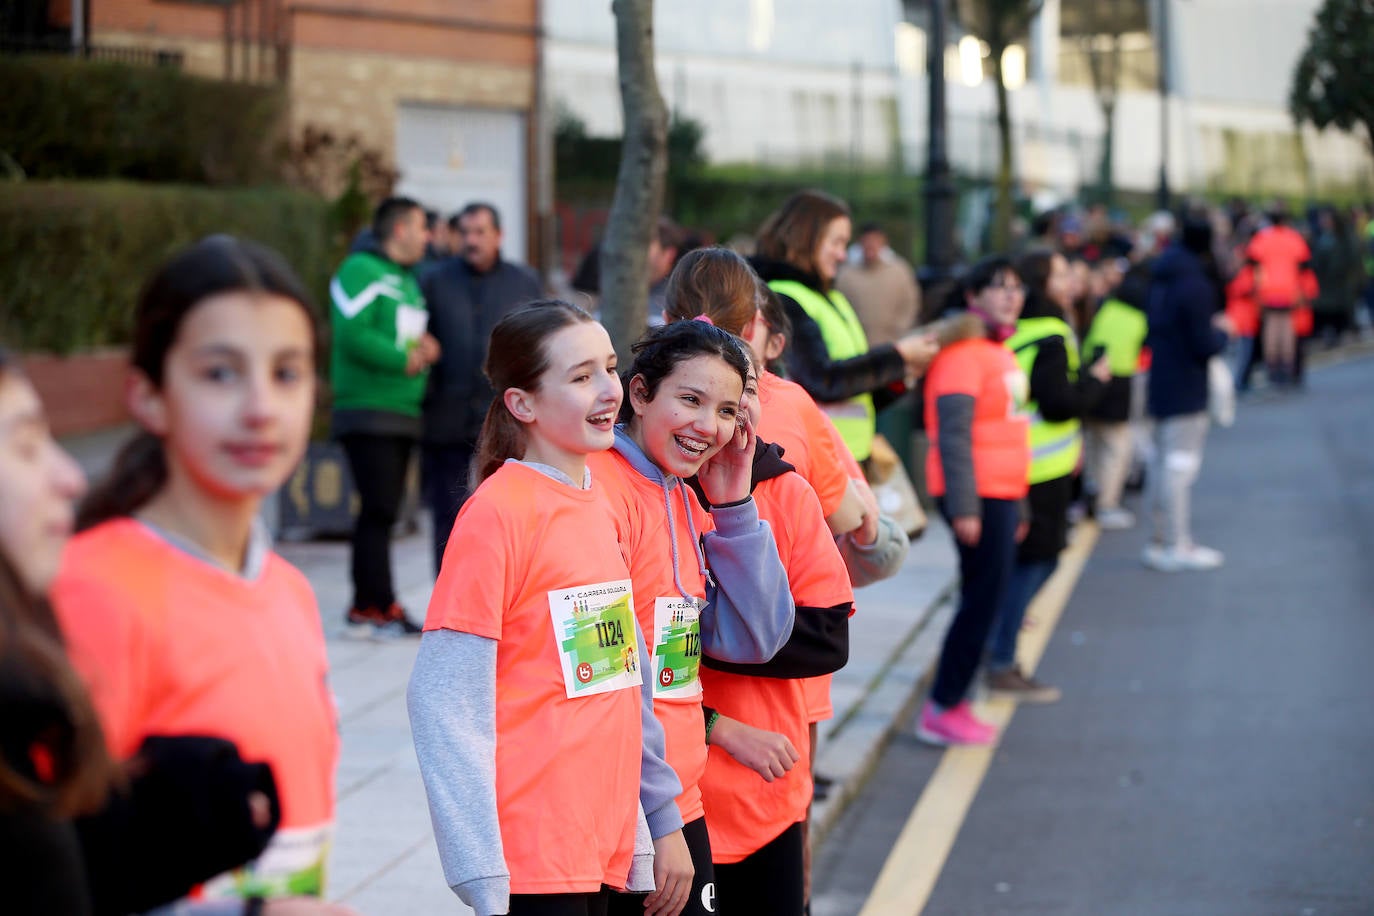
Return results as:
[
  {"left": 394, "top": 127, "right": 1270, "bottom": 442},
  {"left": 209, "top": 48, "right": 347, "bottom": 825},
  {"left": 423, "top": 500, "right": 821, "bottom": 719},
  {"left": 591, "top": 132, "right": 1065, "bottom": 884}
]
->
[
  {"left": 922, "top": 0, "right": 959, "bottom": 284},
  {"left": 1155, "top": 0, "right": 1171, "bottom": 212}
]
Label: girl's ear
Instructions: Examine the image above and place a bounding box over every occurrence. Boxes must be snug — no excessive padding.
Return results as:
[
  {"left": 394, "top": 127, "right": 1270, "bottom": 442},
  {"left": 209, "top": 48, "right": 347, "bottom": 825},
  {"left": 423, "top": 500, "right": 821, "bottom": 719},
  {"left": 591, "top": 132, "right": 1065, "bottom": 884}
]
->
[
  {"left": 503, "top": 387, "right": 537, "bottom": 425},
  {"left": 126, "top": 370, "right": 169, "bottom": 436},
  {"left": 627, "top": 374, "right": 651, "bottom": 415},
  {"left": 764, "top": 333, "right": 786, "bottom": 363}
]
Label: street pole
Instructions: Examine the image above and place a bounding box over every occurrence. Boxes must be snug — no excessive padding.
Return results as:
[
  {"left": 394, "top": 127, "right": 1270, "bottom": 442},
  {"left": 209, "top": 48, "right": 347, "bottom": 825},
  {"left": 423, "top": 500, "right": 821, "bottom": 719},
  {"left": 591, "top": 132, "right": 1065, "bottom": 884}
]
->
[
  {"left": 922, "top": 0, "right": 958, "bottom": 283},
  {"left": 1155, "top": 0, "right": 1171, "bottom": 212}
]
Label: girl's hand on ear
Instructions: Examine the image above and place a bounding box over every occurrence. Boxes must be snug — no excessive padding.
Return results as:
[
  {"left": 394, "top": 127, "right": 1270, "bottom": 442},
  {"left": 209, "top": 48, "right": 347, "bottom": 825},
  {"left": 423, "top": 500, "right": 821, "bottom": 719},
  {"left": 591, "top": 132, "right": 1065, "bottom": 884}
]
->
[{"left": 697, "top": 414, "right": 755, "bottom": 506}]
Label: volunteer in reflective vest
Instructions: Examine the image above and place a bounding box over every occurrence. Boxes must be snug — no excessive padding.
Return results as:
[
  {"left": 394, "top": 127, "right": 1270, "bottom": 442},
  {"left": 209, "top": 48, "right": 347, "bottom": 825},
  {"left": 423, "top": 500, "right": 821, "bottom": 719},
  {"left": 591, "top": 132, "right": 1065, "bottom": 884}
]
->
[
  {"left": 750, "top": 190, "right": 937, "bottom": 462},
  {"left": 1081, "top": 263, "right": 1150, "bottom": 530},
  {"left": 982, "top": 249, "right": 1110, "bottom": 704}
]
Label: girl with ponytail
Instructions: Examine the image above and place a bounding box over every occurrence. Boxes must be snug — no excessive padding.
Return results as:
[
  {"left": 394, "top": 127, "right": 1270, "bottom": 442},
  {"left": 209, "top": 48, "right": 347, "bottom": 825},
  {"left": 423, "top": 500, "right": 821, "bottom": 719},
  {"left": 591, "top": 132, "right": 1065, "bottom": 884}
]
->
[{"left": 409, "top": 300, "right": 680, "bottom": 916}]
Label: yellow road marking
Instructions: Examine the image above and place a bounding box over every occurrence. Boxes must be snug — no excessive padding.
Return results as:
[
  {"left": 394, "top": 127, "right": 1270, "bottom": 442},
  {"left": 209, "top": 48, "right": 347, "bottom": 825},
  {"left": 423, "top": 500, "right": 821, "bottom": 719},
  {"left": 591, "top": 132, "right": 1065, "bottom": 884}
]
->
[{"left": 858, "top": 523, "right": 1101, "bottom": 916}]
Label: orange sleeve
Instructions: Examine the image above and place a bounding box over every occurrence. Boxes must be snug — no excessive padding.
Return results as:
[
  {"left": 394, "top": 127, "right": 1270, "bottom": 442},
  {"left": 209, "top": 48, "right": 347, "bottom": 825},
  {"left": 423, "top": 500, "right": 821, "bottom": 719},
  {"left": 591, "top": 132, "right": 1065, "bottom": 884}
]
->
[
  {"left": 803, "top": 408, "right": 856, "bottom": 513},
  {"left": 803, "top": 674, "right": 833, "bottom": 723},
  {"left": 50, "top": 566, "right": 153, "bottom": 760},
  {"left": 424, "top": 489, "right": 514, "bottom": 639},
  {"left": 772, "top": 475, "right": 854, "bottom": 610}
]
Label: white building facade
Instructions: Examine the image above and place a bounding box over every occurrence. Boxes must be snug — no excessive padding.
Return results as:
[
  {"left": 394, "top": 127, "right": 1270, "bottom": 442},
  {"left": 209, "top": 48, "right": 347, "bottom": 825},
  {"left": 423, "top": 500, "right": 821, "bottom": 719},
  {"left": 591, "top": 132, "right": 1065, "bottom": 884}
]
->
[{"left": 544, "top": 0, "right": 1372, "bottom": 199}]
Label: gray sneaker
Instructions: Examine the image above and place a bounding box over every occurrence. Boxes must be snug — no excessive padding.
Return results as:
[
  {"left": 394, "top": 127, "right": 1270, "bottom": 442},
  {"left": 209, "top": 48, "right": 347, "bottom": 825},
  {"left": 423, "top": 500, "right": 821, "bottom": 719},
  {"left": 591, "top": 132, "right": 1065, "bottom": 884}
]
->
[{"left": 986, "top": 666, "right": 1062, "bottom": 704}]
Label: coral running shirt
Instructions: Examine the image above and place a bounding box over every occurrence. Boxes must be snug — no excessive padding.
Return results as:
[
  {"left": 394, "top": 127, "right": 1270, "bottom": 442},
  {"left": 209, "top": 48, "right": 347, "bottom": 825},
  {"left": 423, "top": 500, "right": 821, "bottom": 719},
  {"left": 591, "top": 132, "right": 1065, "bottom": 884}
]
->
[
  {"left": 424, "top": 462, "right": 641, "bottom": 894},
  {"left": 700, "top": 470, "right": 853, "bottom": 862},
  {"left": 756, "top": 372, "right": 851, "bottom": 518},
  {"left": 589, "top": 448, "right": 716, "bottom": 824},
  {"left": 1246, "top": 225, "right": 1312, "bottom": 309},
  {"left": 52, "top": 519, "right": 338, "bottom": 897}
]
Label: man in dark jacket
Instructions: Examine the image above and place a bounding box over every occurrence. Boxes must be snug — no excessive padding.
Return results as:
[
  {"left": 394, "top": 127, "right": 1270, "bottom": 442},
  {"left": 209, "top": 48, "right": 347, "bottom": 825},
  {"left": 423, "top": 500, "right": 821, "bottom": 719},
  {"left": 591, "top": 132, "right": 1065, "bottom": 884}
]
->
[
  {"left": 420, "top": 202, "right": 542, "bottom": 574},
  {"left": 1143, "top": 214, "right": 1235, "bottom": 572}
]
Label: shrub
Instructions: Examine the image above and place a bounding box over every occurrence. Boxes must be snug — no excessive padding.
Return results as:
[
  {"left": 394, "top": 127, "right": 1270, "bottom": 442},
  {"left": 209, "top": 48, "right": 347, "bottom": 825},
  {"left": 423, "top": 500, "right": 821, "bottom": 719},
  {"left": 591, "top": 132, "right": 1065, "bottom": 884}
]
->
[
  {"left": 0, "top": 55, "right": 286, "bottom": 185},
  {"left": 0, "top": 181, "right": 340, "bottom": 353}
]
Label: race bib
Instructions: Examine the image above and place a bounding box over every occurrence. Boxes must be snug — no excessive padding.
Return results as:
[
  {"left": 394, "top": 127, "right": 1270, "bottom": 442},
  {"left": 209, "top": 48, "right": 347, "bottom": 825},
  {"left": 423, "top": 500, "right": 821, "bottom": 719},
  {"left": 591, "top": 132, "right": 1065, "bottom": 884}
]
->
[
  {"left": 200, "top": 822, "right": 332, "bottom": 899},
  {"left": 548, "top": 579, "right": 642, "bottom": 698},
  {"left": 652, "top": 596, "right": 704, "bottom": 699}
]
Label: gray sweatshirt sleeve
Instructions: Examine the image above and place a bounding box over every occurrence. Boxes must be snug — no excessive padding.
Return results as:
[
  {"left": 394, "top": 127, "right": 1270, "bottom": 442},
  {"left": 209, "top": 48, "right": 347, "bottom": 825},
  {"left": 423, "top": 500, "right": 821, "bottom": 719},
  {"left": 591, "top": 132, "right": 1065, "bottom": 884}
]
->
[
  {"left": 407, "top": 629, "right": 510, "bottom": 916},
  {"left": 699, "top": 497, "right": 796, "bottom": 663},
  {"left": 837, "top": 513, "right": 910, "bottom": 588},
  {"left": 936, "top": 394, "right": 980, "bottom": 519},
  {"left": 635, "top": 619, "right": 685, "bottom": 839}
]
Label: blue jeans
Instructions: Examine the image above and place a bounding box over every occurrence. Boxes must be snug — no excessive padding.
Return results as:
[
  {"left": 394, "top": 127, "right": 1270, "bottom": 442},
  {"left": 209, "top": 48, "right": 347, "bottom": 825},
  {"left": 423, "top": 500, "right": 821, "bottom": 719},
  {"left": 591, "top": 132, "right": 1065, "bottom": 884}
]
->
[
  {"left": 930, "top": 498, "right": 1020, "bottom": 709},
  {"left": 986, "top": 558, "right": 1058, "bottom": 673}
]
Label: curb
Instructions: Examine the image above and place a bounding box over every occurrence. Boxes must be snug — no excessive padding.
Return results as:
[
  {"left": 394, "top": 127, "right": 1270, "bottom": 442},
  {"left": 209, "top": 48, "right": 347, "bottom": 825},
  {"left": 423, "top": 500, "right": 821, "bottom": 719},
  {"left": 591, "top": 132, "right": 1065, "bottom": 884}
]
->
[{"left": 810, "top": 575, "right": 959, "bottom": 848}]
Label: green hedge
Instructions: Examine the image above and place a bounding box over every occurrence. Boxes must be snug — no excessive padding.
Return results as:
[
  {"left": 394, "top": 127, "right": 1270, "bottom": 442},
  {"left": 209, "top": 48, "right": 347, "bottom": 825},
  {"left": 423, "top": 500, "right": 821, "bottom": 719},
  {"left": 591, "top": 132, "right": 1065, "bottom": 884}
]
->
[
  {"left": 0, "top": 55, "right": 286, "bottom": 185},
  {"left": 0, "top": 181, "right": 339, "bottom": 353}
]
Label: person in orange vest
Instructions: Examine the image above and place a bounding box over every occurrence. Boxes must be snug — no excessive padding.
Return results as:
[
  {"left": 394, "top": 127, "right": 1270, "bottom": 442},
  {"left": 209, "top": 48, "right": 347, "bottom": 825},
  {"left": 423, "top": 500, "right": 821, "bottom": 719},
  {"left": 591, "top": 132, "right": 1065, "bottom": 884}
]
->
[
  {"left": 918, "top": 256, "right": 1032, "bottom": 745},
  {"left": 50, "top": 238, "right": 348, "bottom": 910}
]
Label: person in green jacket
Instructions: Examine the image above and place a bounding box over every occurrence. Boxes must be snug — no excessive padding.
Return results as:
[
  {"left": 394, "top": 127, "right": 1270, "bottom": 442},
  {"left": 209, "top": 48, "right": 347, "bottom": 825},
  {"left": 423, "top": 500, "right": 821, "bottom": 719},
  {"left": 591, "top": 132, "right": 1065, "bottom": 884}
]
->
[{"left": 331, "top": 196, "right": 439, "bottom": 637}]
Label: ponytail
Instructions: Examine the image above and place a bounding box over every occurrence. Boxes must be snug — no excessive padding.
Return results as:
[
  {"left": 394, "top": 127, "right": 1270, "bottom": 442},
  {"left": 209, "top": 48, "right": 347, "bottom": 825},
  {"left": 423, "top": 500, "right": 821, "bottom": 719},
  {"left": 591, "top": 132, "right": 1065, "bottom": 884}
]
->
[
  {"left": 470, "top": 396, "right": 528, "bottom": 489},
  {"left": 76, "top": 431, "right": 167, "bottom": 531}
]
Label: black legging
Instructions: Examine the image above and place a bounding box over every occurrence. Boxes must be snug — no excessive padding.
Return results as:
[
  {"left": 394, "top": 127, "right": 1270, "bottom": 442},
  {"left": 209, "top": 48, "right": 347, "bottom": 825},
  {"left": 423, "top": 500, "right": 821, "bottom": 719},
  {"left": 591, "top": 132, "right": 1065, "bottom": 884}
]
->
[
  {"left": 609, "top": 817, "right": 716, "bottom": 916},
  {"left": 339, "top": 432, "right": 413, "bottom": 610},
  {"left": 713, "top": 821, "right": 805, "bottom": 915},
  {"left": 510, "top": 886, "right": 612, "bottom": 916}
]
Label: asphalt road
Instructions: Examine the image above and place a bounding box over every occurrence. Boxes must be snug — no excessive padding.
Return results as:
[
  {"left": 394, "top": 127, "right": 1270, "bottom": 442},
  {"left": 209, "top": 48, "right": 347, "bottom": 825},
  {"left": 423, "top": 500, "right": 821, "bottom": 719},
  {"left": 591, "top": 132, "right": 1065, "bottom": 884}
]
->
[{"left": 813, "top": 353, "right": 1374, "bottom": 916}]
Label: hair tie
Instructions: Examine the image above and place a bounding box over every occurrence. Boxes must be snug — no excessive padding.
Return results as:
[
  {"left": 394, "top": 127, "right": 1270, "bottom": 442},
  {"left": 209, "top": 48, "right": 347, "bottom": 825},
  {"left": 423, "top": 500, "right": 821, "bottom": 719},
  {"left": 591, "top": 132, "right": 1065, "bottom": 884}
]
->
[{"left": 693, "top": 314, "right": 715, "bottom": 326}]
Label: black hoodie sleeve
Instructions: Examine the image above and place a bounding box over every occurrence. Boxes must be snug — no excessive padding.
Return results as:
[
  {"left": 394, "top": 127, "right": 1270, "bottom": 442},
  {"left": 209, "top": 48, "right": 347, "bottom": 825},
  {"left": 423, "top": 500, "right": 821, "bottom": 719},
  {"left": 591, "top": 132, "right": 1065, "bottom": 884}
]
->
[
  {"left": 76, "top": 735, "right": 279, "bottom": 916},
  {"left": 1028, "top": 338, "right": 1106, "bottom": 422},
  {"left": 780, "top": 293, "right": 909, "bottom": 404},
  {"left": 702, "top": 601, "right": 850, "bottom": 679}
]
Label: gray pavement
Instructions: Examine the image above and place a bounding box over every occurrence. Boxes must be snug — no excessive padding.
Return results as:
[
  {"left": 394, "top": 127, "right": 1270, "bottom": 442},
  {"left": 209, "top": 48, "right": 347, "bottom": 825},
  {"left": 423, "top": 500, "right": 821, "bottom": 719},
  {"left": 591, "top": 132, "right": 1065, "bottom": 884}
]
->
[
  {"left": 274, "top": 507, "right": 958, "bottom": 912},
  {"left": 812, "top": 353, "right": 1374, "bottom": 915}
]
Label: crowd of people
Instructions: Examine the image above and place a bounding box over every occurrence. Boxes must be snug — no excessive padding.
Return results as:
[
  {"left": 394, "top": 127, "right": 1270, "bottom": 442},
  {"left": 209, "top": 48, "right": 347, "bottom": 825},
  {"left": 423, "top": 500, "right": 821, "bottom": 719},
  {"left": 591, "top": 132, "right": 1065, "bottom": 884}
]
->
[{"left": 5, "top": 185, "right": 1367, "bottom": 916}]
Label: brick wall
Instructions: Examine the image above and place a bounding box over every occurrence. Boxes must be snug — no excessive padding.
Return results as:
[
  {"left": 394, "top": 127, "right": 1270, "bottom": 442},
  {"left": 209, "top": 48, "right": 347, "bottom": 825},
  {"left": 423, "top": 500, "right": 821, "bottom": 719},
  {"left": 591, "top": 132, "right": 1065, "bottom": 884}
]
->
[{"left": 22, "top": 349, "right": 130, "bottom": 438}]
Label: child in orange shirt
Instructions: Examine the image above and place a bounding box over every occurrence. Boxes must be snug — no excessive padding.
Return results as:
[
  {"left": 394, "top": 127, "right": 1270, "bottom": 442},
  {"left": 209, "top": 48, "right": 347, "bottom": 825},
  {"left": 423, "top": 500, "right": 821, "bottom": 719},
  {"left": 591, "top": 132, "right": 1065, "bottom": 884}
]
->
[
  {"left": 409, "top": 301, "right": 691, "bottom": 916},
  {"left": 593, "top": 320, "right": 795, "bottom": 916},
  {"left": 51, "top": 238, "right": 343, "bottom": 906}
]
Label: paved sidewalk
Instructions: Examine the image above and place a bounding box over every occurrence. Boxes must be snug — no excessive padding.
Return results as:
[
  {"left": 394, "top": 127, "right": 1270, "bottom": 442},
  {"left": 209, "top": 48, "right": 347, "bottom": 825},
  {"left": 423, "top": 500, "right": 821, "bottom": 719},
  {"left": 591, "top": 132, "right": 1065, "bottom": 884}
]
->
[{"left": 277, "top": 519, "right": 958, "bottom": 913}]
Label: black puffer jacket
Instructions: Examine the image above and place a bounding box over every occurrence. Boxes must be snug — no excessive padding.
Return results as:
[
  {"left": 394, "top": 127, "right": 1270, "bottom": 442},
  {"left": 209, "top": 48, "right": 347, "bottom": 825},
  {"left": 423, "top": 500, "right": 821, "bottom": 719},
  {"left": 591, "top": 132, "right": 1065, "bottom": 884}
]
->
[{"left": 749, "top": 257, "right": 908, "bottom": 409}]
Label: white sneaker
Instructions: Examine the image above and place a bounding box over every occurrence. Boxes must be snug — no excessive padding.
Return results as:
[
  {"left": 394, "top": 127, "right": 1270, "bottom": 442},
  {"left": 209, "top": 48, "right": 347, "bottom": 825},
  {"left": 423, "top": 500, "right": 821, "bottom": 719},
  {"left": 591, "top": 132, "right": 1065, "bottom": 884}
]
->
[
  {"left": 1096, "top": 508, "right": 1136, "bottom": 530},
  {"left": 1142, "top": 543, "right": 1224, "bottom": 572}
]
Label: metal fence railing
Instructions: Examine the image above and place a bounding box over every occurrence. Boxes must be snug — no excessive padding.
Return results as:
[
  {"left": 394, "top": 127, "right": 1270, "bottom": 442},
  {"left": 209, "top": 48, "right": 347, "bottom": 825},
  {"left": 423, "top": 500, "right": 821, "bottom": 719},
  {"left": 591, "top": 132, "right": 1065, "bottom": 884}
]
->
[{"left": 0, "top": 36, "right": 184, "bottom": 69}]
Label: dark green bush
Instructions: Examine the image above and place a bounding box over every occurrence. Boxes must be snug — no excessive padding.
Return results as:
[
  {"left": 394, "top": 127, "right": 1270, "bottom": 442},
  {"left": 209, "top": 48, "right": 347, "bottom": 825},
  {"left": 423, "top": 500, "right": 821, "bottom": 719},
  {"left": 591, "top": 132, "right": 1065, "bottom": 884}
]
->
[
  {"left": 0, "top": 55, "right": 286, "bottom": 185},
  {"left": 0, "top": 181, "right": 340, "bottom": 353}
]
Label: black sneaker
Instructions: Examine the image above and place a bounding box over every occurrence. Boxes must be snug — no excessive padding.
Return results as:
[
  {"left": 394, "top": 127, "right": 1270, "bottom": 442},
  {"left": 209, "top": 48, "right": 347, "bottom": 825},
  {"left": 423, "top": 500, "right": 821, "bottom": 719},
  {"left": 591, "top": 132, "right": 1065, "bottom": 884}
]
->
[{"left": 345, "top": 603, "right": 422, "bottom": 639}]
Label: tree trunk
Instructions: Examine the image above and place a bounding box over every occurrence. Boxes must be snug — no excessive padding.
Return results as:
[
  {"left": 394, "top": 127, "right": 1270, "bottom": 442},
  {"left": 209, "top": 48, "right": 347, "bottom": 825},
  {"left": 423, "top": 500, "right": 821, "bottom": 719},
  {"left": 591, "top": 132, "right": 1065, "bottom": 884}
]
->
[
  {"left": 599, "top": 0, "right": 668, "bottom": 359},
  {"left": 990, "top": 44, "right": 1014, "bottom": 252}
]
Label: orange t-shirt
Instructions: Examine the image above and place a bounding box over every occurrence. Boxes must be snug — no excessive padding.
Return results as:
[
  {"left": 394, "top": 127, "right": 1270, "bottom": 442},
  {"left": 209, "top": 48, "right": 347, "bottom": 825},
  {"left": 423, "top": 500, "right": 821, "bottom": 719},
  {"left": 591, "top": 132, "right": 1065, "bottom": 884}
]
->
[
  {"left": 757, "top": 372, "right": 851, "bottom": 518},
  {"left": 1246, "top": 225, "right": 1312, "bottom": 309},
  {"left": 589, "top": 448, "right": 716, "bottom": 824},
  {"left": 700, "top": 469, "right": 853, "bottom": 862},
  {"left": 52, "top": 519, "right": 339, "bottom": 895},
  {"left": 424, "top": 462, "right": 641, "bottom": 894},
  {"left": 923, "top": 338, "right": 1030, "bottom": 501}
]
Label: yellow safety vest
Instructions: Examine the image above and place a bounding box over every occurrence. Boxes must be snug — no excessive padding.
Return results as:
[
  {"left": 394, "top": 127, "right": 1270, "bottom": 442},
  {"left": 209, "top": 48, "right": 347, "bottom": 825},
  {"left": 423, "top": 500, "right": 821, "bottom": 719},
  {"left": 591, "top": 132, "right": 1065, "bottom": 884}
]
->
[
  {"left": 768, "top": 279, "right": 876, "bottom": 461},
  {"left": 1005, "top": 316, "right": 1082, "bottom": 484},
  {"left": 1082, "top": 298, "right": 1147, "bottom": 377}
]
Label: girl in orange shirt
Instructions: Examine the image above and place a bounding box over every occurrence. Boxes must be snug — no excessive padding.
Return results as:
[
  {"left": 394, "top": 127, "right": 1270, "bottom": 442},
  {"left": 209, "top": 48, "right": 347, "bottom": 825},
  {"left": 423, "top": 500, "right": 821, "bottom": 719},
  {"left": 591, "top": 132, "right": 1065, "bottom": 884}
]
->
[
  {"left": 50, "top": 238, "right": 345, "bottom": 907},
  {"left": 593, "top": 320, "right": 794, "bottom": 916},
  {"left": 409, "top": 301, "right": 691, "bottom": 916}
]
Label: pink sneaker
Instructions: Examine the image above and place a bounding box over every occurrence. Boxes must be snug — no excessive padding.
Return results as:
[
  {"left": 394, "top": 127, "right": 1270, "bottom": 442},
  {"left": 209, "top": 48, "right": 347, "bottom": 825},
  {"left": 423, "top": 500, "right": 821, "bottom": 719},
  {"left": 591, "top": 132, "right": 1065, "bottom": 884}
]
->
[{"left": 916, "top": 700, "right": 998, "bottom": 746}]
